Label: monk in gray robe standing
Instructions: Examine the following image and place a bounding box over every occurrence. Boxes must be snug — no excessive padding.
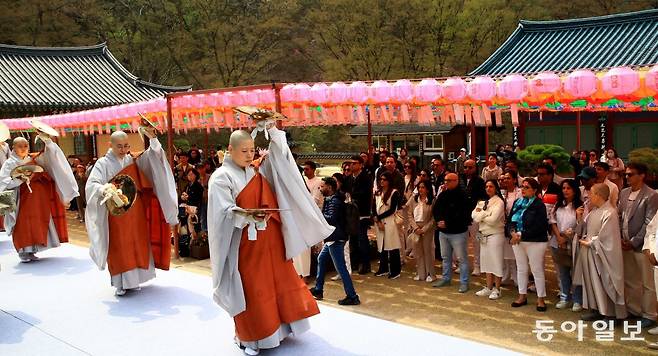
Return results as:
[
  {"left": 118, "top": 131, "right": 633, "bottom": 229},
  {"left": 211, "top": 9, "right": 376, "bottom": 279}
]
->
[{"left": 574, "top": 183, "right": 627, "bottom": 321}]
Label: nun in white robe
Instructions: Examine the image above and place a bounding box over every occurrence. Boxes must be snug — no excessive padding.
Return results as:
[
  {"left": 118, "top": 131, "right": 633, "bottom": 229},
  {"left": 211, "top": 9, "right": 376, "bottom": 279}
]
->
[
  {"left": 86, "top": 137, "right": 178, "bottom": 292},
  {"left": 0, "top": 138, "right": 78, "bottom": 260},
  {"left": 208, "top": 125, "right": 333, "bottom": 351}
]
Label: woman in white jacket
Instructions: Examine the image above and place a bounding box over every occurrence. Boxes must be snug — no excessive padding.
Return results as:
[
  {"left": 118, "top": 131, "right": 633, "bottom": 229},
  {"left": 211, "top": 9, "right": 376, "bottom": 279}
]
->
[{"left": 472, "top": 179, "right": 506, "bottom": 300}]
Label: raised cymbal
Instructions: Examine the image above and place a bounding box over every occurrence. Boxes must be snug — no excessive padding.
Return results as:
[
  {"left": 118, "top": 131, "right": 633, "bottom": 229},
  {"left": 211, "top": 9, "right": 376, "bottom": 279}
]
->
[{"left": 30, "top": 119, "right": 59, "bottom": 137}]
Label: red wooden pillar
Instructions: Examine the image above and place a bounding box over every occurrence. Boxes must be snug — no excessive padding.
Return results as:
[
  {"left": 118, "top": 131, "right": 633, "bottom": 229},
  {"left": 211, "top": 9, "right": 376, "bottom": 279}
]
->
[{"left": 576, "top": 111, "right": 581, "bottom": 151}]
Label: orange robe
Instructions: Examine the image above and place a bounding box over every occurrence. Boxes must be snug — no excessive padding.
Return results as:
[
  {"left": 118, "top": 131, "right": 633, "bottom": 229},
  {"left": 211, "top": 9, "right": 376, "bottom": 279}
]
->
[
  {"left": 106, "top": 162, "right": 171, "bottom": 276},
  {"left": 13, "top": 171, "right": 68, "bottom": 251},
  {"left": 233, "top": 173, "right": 319, "bottom": 342}
]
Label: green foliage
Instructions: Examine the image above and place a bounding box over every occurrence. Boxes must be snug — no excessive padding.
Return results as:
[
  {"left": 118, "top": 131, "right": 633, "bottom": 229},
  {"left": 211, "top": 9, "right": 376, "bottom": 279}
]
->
[
  {"left": 173, "top": 138, "right": 190, "bottom": 152},
  {"left": 517, "top": 144, "right": 571, "bottom": 175},
  {"left": 629, "top": 148, "right": 658, "bottom": 175}
]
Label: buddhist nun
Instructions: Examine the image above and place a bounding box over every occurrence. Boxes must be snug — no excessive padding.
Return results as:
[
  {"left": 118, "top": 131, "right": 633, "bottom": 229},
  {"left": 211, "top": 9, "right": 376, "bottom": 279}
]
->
[
  {"left": 0, "top": 133, "right": 78, "bottom": 262},
  {"left": 86, "top": 128, "right": 178, "bottom": 296},
  {"left": 0, "top": 122, "right": 12, "bottom": 232},
  {"left": 208, "top": 111, "right": 334, "bottom": 356},
  {"left": 573, "top": 183, "right": 627, "bottom": 320}
]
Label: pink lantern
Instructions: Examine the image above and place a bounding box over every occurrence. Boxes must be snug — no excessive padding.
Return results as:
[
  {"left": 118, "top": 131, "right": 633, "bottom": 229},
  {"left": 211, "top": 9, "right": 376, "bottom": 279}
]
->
[
  {"left": 563, "top": 70, "right": 598, "bottom": 98},
  {"left": 328, "top": 82, "right": 349, "bottom": 104},
  {"left": 392, "top": 79, "right": 414, "bottom": 103},
  {"left": 292, "top": 83, "right": 312, "bottom": 103},
  {"left": 257, "top": 89, "right": 275, "bottom": 105},
  {"left": 242, "top": 90, "right": 260, "bottom": 106},
  {"left": 310, "top": 83, "right": 330, "bottom": 105},
  {"left": 349, "top": 81, "right": 370, "bottom": 104},
  {"left": 466, "top": 76, "right": 496, "bottom": 102},
  {"left": 646, "top": 65, "right": 658, "bottom": 93},
  {"left": 220, "top": 92, "right": 234, "bottom": 107},
  {"left": 414, "top": 79, "right": 442, "bottom": 103},
  {"left": 280, "top": 84, "right": 296, "bottom": 102},
  {"left": 208, "top": 93, "right": 222, "bottom": 108},
  {"left": 369, "top": 80, "right": 392, "bottom": 104},
  {"left": 497, "top": 74, "right": 528, "bottom": 102},
  {"left": 442, "top": 77, "right": 467, "bottom": 102},
  {"left": 529, "top": 72, "right": 561, "bottom": 95},
  {"left": 601, "top": 67, "right": 640, "bottom": 96}
]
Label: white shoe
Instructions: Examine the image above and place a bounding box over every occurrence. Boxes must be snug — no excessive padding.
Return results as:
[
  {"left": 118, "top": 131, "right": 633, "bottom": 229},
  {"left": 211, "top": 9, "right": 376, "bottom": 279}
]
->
[
  {"left": 556, "top": 300, "right": 570, "bottom": 309},
  {"left": 413, "top": 276, "right": 421, "bottom": 281},
  {"left": 28, "top": 253, "right": 39, "bottom": 261},
  {"left": 115, "top": 288, "right": 126, "bottom": 296},
  {"left": 471, "top": 266, "right": 481, "bottom": 276},
  {"left": 425, "top": 275, "right": 434, "bottom": 283},
  {"left": 244, "top": 347, "right": 260, "bottom": 355},
  {"left": 648, "top": 326, "right": 658, "bottom": 335},
  {"left": 475, "top": 287, "right": 492, "bottom": 297},
  {"left": 331, "top": 274, "right": 342, "bottom": 281},
  {"left": 572, "top": 303, "right": 583, "bottom": 312},
  {"left": 489, "top": 288, "right": 501, "bottom": 300},
  {"left": 19, "top": 257, "right": 31, "bottom": 263}
]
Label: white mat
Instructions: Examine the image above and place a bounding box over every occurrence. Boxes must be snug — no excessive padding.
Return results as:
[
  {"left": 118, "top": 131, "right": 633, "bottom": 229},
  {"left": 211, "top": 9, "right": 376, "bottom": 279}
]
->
[{"left": 0, "top": 235, "right": 517, "bottom": 356}]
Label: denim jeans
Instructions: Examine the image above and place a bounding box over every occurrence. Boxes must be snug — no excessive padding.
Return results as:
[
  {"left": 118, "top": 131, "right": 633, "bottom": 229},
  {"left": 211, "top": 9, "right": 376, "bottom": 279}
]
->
[
  {"left": 315, "top": 241, "right": 357, "bottom": 298},
  {"left": 439, "top": 232, "right": 469, "bottom": 285},
  {"left": 551, "top": 247, "right": 583, "bottom": 304}
]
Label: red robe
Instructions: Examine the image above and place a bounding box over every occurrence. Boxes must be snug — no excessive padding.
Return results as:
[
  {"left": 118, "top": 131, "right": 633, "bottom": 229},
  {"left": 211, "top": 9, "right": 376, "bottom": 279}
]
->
[
  {"left": 13, "top": 171, "right": 68, "bottom": 251},
  {"left": 233, "top": 173, "right": 320, "bottom": 342},
  {"left": 106, "top": 162, "right": 170, "bottom": 275}
]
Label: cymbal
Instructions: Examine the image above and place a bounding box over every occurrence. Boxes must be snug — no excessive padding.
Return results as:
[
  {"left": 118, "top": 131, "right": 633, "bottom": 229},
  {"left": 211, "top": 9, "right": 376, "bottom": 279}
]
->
[
  {"left": 30, "top": 119, "right": 59, "bottom": 137},
  {"left": 10, "top": 164, "right": 44, "bottom": 180},
  {"left": 137, "top": 112, "right": 157, "bottom": 129},
  {"left": 0, "top": 122, "right": 9, "bottom": 142},
  {"left": 233, "top": 106, "right": 287, "bottom": 121}
]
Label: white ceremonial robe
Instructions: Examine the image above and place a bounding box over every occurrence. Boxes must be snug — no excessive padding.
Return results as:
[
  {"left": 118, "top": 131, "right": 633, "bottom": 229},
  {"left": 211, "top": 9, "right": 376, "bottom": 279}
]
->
[
  {"left": 0, "top": 140, "right": 78, "bottom": 255},
  {"left": 86, "top": 138, "right": 178, "bottom": 289},
  {"left": 208, "top": 126, "right": 333, "bottom": 317},
  {"left": 292, "top": 176, "right": 323, "bottom": 276}
]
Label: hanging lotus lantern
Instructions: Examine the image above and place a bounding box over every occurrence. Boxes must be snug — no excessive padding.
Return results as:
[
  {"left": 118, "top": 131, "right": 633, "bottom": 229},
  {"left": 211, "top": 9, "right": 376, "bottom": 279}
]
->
[{"left": 601, "top": 67, "right": 641, "bottom": 102}]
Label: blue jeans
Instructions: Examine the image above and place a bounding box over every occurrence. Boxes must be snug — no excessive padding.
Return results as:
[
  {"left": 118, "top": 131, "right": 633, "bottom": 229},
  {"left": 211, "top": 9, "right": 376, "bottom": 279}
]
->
[
  {"left": 315, "top": 241, "right": 357, "bottom": 298},
  {"left": 551, "top": 247, "right": 583, "bottom": 304},
  {"left": 439, "top": 232, "right": 469, "bottom": 285}
]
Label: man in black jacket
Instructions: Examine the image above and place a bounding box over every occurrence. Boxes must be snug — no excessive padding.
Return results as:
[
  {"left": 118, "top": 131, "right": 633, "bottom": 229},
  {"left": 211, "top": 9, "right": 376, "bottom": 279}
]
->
[
  {"left": 432, "top": 173, "right": 471, "bottom": 293},
  {"left": 310, "top": 177, "right": 360, "bottom": 305},
  {"left": 460, "top": 159, "right": 487, "bottom": 276},
  {"left": 349, "top": 155, "right": 374, "bottom": 274},
  {"left": 430, "top": 157, "right": 448, "bottom": 260}
]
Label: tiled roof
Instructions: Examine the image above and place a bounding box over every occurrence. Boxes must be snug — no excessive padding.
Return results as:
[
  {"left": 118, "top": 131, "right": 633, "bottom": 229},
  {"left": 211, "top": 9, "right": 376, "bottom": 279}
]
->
[
  {"left": 0, "top": 43, "right": 191, "bottom": 111},
  {"left": 349, "top": 124, "right": 453, "bottom": 136},
  {"left": 470, "top": 9, "right": 658, "bottom": 76}
]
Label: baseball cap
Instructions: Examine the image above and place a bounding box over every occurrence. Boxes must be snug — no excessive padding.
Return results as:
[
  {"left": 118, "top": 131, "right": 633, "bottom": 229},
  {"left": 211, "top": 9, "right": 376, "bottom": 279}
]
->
[{"left": 578, "top": 167, "right": 596, "bottom": 180}]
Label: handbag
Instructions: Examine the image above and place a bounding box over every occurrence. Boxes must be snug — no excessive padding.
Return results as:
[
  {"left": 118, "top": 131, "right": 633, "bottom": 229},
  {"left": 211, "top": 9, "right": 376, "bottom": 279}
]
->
[
  {"left": 394, "top": 211, "right": 404, "bottom": 225},
  {"left": 190, "top": 232, "right": 210, "bottom": 260}
]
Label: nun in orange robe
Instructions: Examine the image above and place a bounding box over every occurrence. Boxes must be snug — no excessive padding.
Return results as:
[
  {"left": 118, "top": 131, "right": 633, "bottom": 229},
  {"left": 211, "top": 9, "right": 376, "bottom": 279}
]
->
[{"left": 208, "top": 127, "right": 333, "bottom": 354}]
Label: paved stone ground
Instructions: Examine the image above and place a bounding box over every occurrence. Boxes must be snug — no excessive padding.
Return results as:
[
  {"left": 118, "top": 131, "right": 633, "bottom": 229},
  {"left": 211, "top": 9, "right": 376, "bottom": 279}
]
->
[{"left": 65, "top": 212, "right": 653, "bottom": 355}]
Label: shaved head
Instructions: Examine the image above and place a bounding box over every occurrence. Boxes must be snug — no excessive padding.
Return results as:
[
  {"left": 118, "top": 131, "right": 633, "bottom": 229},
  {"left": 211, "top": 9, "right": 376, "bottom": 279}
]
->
[
  {"left": 229, "top": 130, "right": 252, "bottom": 147},
  {"left": 591, "top": 183, "right": 610, "bottom": 202},
  {"left": 228, "top": 130, "right": 255, "bottom": 168},
  {"left": 110, "top": 130, "right": 128, "bottom": 144},
  {"left": 109, "top": 131, "right": 130, "bottom": 159},
  {"left": 12, "top": 137, "right": 29, "bottom": 158},
  {"left": 13, "top": 137, "right": 28, "bottom": 145}
]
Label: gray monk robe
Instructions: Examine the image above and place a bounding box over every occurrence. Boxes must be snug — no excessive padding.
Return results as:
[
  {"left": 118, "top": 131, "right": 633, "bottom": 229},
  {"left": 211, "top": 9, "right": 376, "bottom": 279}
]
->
[{"left": 573, "top": 202, "right": 627, "bottom": 319}]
